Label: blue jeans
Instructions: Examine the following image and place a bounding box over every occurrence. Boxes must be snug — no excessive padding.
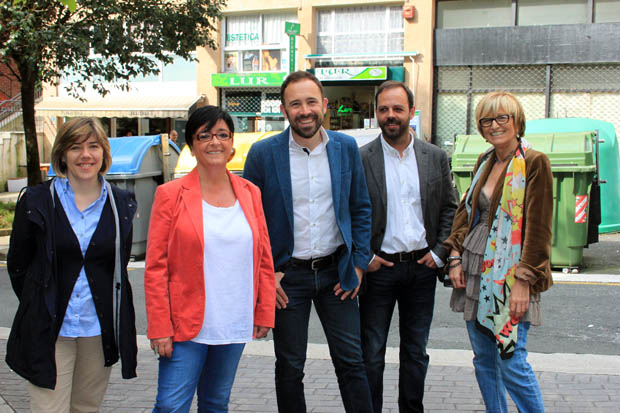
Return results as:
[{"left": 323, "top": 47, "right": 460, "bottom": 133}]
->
[
  {"left": 360, "top": 261, "right": 437, "bottom": 413},
  {"left": 153, "top": 341, "right": 245, "bottom": 413},
  {"left": 273, "top": 264, "right": 373, "bottom": 413},
  {"left": 466, "top": 321, "right": 544, "bottom": 413}
]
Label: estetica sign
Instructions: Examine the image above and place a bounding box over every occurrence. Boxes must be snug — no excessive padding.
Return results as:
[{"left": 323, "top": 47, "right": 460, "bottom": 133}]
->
[
  {"left": 315, "top": 66, "right": 387, "bottom": 81},
  {"left": 226, "top": 33, "right": 259, "bottom": 42}
]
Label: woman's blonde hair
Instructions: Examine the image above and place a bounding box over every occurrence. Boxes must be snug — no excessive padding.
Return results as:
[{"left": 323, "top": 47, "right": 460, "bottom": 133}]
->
[
  {"left": 51, "top": 118, "right": 112, "bottom": 177},
  {"left": 474, "top": 91, "right": 526, "bottom": 138}
]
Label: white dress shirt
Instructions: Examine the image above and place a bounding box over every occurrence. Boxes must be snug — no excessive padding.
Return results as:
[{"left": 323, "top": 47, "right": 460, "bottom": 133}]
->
[
  {"left": 289, "top": 128, "right": 344, "bottom": 259},
  {"left": 380, "top": 134, "right": 443, "bottom": 266}
]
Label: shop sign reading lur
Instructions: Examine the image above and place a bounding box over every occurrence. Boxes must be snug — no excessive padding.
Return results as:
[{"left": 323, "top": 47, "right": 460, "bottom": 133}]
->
[
  {"left": 211, "top": 72, "right": 287, "bottom": 87},
  {"left": 315, "top": 66, "right": 387, "bottom": 81}
]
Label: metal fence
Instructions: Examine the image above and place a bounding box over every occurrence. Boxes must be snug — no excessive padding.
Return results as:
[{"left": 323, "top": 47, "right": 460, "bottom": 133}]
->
[
  {"left": 433, "top": 63, "right": 620, "bottom": 150},
  {"left": 222, "top": 87, "right": 281, "bottom": 114}
]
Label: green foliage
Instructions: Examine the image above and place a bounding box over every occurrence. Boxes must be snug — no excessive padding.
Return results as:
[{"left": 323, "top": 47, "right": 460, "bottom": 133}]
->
[
  {"left": 58, "top": 0, "right": 77, "bottom": 12},
  {"left": 1, "top": 0, "right": 225, "bottom": 96},
  {"left": 0, "top": 201, "right": 15, "bottom": 229},
  {"left": 0, "top": 0, "right": 225, "bottom": 185}
]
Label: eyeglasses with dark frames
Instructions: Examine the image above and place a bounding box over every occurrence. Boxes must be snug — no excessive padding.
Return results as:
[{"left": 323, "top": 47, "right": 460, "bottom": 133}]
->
[
  {"left": 479, "top": 114, "right": 512, "bottom": 128},
  {"left": 195, "top": 131, "right": 232, "bottom": 142}
]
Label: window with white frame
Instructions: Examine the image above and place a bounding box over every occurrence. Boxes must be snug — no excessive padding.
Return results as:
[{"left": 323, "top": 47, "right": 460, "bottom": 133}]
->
[
  {"left": 316, "top": 6, "right": 404, "bottom": 55},
  {"left": 223, "top": 13, "right": 297, "bottom": 73}
]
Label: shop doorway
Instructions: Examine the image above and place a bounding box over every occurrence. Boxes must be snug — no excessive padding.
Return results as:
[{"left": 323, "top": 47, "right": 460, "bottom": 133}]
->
[{"left": 324, "top": 86, "right": 375, "bottom": 130}]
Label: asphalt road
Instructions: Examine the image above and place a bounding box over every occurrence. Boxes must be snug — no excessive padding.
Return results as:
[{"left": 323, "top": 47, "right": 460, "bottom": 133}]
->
[{"left": 1, "top": 265, "right": 618, "bottom": 357}]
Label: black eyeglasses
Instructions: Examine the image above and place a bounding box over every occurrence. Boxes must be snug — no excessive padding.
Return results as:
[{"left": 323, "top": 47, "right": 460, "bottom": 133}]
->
[
  {"left": 479, "top": 114, "right": 511, "bottom": 128},
  {"left": 195, "top": 131, "right": 232, "bottom": 142}
]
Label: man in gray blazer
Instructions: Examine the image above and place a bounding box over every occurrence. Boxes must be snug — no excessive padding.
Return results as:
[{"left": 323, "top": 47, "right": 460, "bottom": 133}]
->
[{"left": 359, "top": 81, "right": 457, "bottom": 413}]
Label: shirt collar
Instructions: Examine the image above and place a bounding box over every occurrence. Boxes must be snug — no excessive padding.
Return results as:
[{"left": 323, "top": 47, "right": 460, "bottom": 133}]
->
[
  {"left": 58, "top": 175, "right": 107, "bottom": 201},
  {"left": 380, "top": 131, "right": 415, "bottom": 159},
  {"left": 288, "top": 127, "right": 329, "bottom": 154}
]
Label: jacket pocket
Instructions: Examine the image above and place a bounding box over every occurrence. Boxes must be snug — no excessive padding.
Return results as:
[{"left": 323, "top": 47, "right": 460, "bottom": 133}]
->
[{"left": 168, "top": 281, "right": 183, "bottom": 331}]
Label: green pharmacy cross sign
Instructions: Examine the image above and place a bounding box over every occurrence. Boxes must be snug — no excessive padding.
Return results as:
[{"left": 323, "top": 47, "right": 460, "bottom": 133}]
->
[
  {"left": 285, "top": 22, "right": 300, "bottom": 35},
  {"left": 285, "top": 22, "right": 300, "bottom": 73}
]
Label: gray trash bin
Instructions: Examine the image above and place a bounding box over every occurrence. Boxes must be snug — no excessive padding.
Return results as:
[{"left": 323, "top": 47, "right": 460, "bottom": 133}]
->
[{"left": 49, "top": 135, "right": 179, "bottom": 258}]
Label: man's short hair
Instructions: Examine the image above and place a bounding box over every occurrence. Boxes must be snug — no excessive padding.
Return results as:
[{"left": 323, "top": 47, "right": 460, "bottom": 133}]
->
[
  {"left": 280, "top": 71, "right": 324, "bottom": 105},
  {"left": 375, "top": 81, "right": 414, "bottom": 110}
]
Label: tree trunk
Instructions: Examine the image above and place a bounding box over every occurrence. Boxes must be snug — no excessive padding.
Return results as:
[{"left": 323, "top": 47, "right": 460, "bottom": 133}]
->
[{"left": 19, "top": 63, "right": 42, "bottom": 186}]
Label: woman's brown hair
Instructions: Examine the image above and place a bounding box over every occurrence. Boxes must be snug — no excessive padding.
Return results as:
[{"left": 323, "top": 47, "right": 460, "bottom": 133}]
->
[{"left": 51, "top": 118, "right": 112, "bottom": 177}]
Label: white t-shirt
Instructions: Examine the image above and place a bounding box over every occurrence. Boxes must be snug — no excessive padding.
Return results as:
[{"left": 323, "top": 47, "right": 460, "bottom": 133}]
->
[{"left": 191, "top": 200, "right": 254, "bottom": 345}]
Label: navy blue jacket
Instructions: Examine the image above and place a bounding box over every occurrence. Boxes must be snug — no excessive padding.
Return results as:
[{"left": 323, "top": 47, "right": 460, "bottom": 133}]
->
[
  {"left": 243, "top": 128, "right": 371, "bottom": 291},
  {"left": 6, "top": 180, "right": 137, "bottom": 389}
]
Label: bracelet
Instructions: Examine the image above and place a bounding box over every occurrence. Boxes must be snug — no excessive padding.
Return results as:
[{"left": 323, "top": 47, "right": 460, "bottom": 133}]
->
[
  {"left": 447, "top": 256, "right": 462, "bottom": 262},
  {"left": 448, "top": 262, "right": 462, "bottom": 269}
]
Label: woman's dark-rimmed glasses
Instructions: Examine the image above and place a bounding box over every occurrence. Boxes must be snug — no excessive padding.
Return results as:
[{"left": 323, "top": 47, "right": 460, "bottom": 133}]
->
[
  {"left": 196, "top": 131, "right": 232, "bottom": 142},
  {"left": 479, "top": 114, "right": 511, "bottom": 128}
]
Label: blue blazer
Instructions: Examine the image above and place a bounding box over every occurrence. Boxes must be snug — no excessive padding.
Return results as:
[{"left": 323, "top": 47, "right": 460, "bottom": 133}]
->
[{"left": 243, "top": 128, "right": 371, "bottom": 291}]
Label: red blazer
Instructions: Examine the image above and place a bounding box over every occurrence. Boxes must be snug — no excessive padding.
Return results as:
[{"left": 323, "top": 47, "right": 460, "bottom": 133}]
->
[{"left": 144, "top": 169, "right": 275, "bottom": 341}]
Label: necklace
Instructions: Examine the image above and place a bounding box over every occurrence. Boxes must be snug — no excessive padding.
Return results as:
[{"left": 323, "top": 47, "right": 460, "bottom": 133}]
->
[{"left": 495, "top": 150, "right": 514, "bottom": 163}]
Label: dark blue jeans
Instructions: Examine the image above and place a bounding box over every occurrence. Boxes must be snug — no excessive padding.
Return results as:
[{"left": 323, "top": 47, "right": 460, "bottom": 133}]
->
[
  {"left": 273, "top": 263, "right": 373, "bottom": 413},
  {"left": 154, "top": 341, "right": 245, "bottom": 412},
  {"left": 359, "top": 261, "right": 437, "bottom": 413}
]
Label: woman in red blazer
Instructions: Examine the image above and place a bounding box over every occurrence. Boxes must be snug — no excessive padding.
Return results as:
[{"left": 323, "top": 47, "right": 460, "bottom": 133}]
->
[{"left": 144, "top": 106, "right": 276, "bottom": 412}]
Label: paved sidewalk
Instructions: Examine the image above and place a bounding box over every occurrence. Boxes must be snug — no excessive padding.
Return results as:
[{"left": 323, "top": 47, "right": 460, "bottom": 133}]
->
[{"left": 1, "top": 334, "right": 619, "bottom": 412}]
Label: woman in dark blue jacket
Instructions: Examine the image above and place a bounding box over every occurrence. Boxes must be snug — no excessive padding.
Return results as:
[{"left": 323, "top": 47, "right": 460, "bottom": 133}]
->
[{"left": 6, "top": 118, "right": 138, "bottom": 412}]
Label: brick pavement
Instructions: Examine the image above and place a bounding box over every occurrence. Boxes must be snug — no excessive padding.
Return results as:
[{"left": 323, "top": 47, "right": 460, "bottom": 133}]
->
[{"left": 1, "top": 339, "right": 619, "bottom": 412}]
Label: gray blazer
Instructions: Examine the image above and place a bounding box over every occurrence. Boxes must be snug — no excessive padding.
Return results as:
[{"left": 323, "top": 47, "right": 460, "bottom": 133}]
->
[{"left": 360, "top": 135, "right": 458, "bottom": 262}]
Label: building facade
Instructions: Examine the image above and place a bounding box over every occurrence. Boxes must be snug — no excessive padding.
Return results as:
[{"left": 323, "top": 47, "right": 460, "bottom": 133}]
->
[
  {"left": 433, "top": 0, "right": 620, "bottom": 149},
  {"left": 200, "top": 0, "right": 435, "bottom": 140},
  {"left": 34, "top": 0, "right": 620, "bottom": 148}
]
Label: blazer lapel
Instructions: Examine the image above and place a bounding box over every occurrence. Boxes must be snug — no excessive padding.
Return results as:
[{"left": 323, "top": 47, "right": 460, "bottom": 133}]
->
[
  {"left": 413, "top": 138, "right": 430, "bottom": 216},
  {"left": 367, "top": 137, "right": 388, "bottom": 212},
  {"left": 326, "top": 133, "right": 342, "bottom": 217},
  {"left": 271, "top": 130, "right": 294, "bottom": 232},
  {"left": 180, "top": 169, "right": 204, "bottom": 252}
]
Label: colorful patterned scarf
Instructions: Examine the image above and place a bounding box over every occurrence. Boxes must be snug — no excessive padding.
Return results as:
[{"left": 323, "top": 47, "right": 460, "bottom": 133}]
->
[{"left": 465, "top": 140, "right": 530, "bottom": 359}]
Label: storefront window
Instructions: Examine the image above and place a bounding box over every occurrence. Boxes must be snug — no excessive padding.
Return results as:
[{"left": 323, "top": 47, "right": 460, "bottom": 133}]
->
[
  {"left": 223, "top": 13, "right": 296, "bottom": 73},
  {"left": 317, "top": 6, "right": 404, "bottom": 55},
  {"left": 117, "top": 118, "right": 138, "bottom": 136}
]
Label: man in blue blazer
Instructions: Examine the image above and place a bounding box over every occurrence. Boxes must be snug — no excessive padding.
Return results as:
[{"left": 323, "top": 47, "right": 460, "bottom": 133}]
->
[{"left": 243, "top": 71, "right": 373, "bottom": 412}]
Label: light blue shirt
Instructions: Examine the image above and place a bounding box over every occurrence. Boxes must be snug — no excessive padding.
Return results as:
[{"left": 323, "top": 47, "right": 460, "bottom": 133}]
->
[{"left": 55, "top": 177, "right": 108, "bottom": 338}]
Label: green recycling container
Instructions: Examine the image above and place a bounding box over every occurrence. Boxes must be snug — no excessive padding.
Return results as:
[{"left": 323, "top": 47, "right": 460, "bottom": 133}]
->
[
  {"left": 452, "top": 132, "right": 596, "bottom": 269},
  {"left": 527, "top": 118, "right": 620, "bottom": 234}
]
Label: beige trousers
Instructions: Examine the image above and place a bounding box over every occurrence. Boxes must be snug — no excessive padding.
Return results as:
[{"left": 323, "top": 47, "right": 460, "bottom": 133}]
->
[{"left": 29, "top": 336, "right": 112, "bottom": 413}]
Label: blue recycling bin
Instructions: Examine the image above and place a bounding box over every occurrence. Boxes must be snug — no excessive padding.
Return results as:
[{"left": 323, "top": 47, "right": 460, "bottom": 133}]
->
[{"left": 49, "top": 135, "right": 180, "bottom": 257}]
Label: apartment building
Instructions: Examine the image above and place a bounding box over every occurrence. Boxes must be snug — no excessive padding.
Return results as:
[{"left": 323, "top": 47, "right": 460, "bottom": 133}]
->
[{"left": 34, "top": 0, "right": 620, "bottom": 147}]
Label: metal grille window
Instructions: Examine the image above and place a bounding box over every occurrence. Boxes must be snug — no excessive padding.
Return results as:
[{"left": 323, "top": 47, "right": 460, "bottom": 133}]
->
[
  {"left": 223, "top": 88, "right": 281, "bottom": 115},
  {"left": 262, "top": 92, "right": 281, "bottom": 115},
  {"left": 434, "top": 63, "right": 620, "bottom": 150},
  {"left": 224, "top": 91, "right": 262, "bottom": 113}
]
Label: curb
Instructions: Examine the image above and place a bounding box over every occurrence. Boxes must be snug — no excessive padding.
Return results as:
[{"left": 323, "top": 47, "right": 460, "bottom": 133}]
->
[{"left": 3, "top": 328, "right": 619, "bottom": 377}]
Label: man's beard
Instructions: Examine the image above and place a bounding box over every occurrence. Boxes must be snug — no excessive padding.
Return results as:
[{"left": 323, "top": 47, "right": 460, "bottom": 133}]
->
[
  {"left": 287, "top": 110, "right": 322, "bottom": 139},
  {"left": 379, "top": 117, "right": 409, "bottom": 142}
]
